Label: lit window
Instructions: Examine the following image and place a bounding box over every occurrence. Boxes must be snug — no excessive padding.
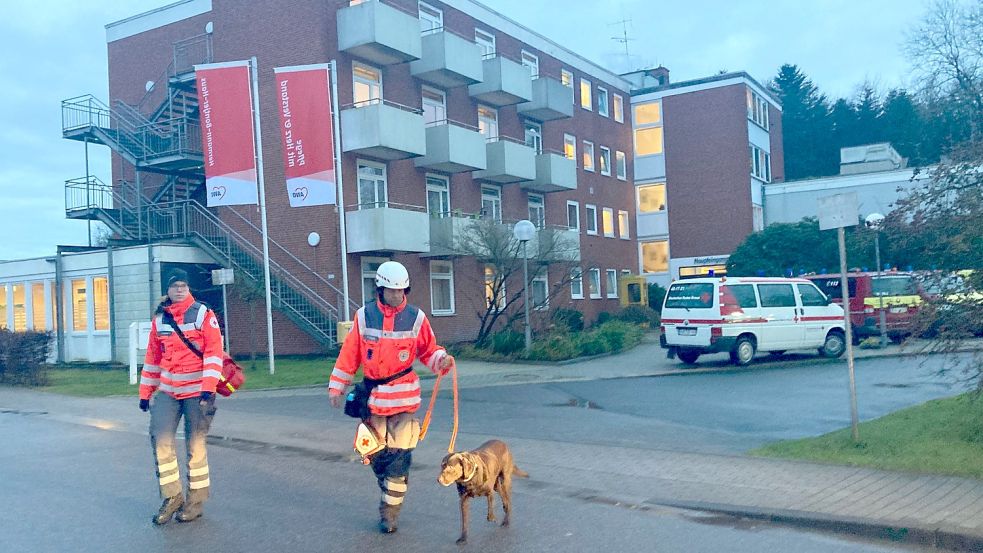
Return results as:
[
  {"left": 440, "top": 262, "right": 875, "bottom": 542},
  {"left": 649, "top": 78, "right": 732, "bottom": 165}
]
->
[
  {"left": 570, "top": 268, "right": 584, "bottom": 299},
  {"left": 637, "top": 184, "right": 666, "bottom": 212},
  {"left": 12, "top": 284, "right": 25, "bottom": 332},
  {"left": 566, "top": 201, "right": 580, "bottom": 231},
  {"left": 582, "top": 141, "right": 595, "bottom": 172},
  {"left": 602, "top": 208, "right": 615, "bottom": 237},
  {"left": 93, "top": 276, "right": 109, "bottom": 331},
  {"left": 599, "top": 146, "right": 611, "bottom": 176},
  {"left": 634, "top": 127, "right": 664, "bottom": 156},
  {"left": 531, "top": 271, "right": 549, "bottom": 310},
  {"left": 563, "top": 133, "right": 576, "bottom": 160},
  {"left": 597, "top": 87, "right": 609, "bottom": 117},
  {"left": 72, "top": 279, "right": 87, "bottom": 331},
  {"left": 613, "top": 94, "right": 624, "bottom": 123},
  {"left": 580, "top": 78, "right": 592, "bottom": 110},
  {"left": 31, "top": 282, "right": 45, "bottom": 330},
  {"left": 606, "top": 269, "right": 619, "bottom": 299},
  {"left": 0, "top": 284, "right": 6, "bottom": 329},
  {"left": 633, "top": 102, "right": 661, "bottom": 125},
  {"left": 615, "top": 151, "right": 627, "bottom": 180},
  {"left": 484, "top": 265, "right": 505, "bottom": 309},
  {"left": 477, "top": 105, "right": 498, "bottom": 139},
  {"left": 618, "top": 210, "right": 630, "bottom": 239},
  {"left": 585, "top": 204, "right": 597, "bottom": 235},
  {"left": 641, "top": 241, "right": 669, "bottom": 273},
  {"left": 429, "top": 261, "right": 455, "bottom": 315},
  {"left": 352, "top": 63, "right": 382, "bottom": 105},
  {"left": 588, "top": 268, "right": 601, "bottom": 299}
]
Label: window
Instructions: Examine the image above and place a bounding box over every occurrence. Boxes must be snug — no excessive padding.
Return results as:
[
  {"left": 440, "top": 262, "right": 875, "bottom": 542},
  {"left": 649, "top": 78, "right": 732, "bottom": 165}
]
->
[
  {"left": 477, "top": 105, "right": 498, "bottom": 140},
  {"left": 475, "top": 28, "right": 496, "bottom": 57},
  {"left": 634, "top": 102, "right": 661, "bottom": 125},
  {"left": 606, "top": 270, "right": 618, "bottom": 299},
  {"left": 599, "top": 146, "right": 611, "bottom": 176},
  {"left": 426, "top": 175, "right": 449, "bottom": 218},
  {"left": 563, "top": 133, "right": 576, "bottom": 160},
  {"left": 566, "top": 201, "right": 580, "bottom": 231},
  {"left": 352, "top": 63, "right": 382, "bottom": 105},
  {"left": 615, "top": 151, "right": 626, "bottom": 180},
  {"left": 561, "top": 69, "right": 574, "bottom": 90},
  {"left": 528, "top": 193, "right": 545, "bottom": 229},
  {"left": 588, "top": 268, "right": 601, "bottom": 299},
  {"left": 570, "top": 268, "right": 584, "bottom": 299},
  {"left": 361, "top": 258, "right": 390, "bottom": 304},
  {"left": 579, "top": 78, "right": 592, "bottom": 110},
  {"left": 752, "top": 203, "right": 764, "bottom": 231},
  {"left": 531, "top": 271, "right": 548, "bottom": 310},
  {"left": 597, "top": 87, "right": 609, "bottom": 117},
  {"left": 637, "top": 184, "right": 667, "bottom": 212},
  {"left": 484, "top": 265, "right": 505, "bottom": 309},
  {"left": 798, "top": 283, "right": 829, "bottom": 307},
  {"left": 521, "top": 50, "right": 539, "bottom": 79},
  {"left": 481, "top": 185, "right": 502, "bottom": 222},
  {"left": 727, "top": 285, "right": 759, "bottom": 308},
  {"left": 582, "top": 141, "right": 595, "bottom": 171},
  {"left": 635, "top": 127, "right": 664, "bottom": 156},
  {"left": 618, "top": 210, "right": 630, "bottom": 239},
  {"left": 641, "top": 240, "right": 669, "bottom": 273},
  {"left": 665, "top": 282, "right": 714, "bottom": 308},
  {"left": 613, "top": 93, "right": 624, "bottom": 123},
  {"left": 429, "top": 261, "right": 455, "bottom": 315},
  {"left": 422, "top": 86, "right": 446, "bottom": 126},
  {"left": 72, "top": 279, "right": 87, "bottom": 331},
  {"left": 31, "top": 282, "right": 45, "bottom": 330},
  {"left": 585, "top": 204, "right": 597, "bottom": 235},
  {"left": 357, "top": 160, "right": 387, "bottom": 208},
  {"left": 0, "top": 284, "right": 6, "bottom": 329},
  {"left": 418, "top": 1, "right": 443, "bottom": 34},
  {"left": 93, "top": 276, "right": 109, "bottom": 331},
  {"left": 524, "top": 121, "right": 542, "bottom": 154},
  {"left": 758, "top": 284, "right": 796, "bottom": 308},
  {"left": 50, "top": 281, "right": 58, "bottom": 330},
  {"left": 747, "top": 89, "right": 770, "bottom": 130},
  {"left": 750, "top": 145, "right": 771, "bottom": 182},
  {"left": 12, "top": 284, "right": 25, "bottom": 332},
  {"left": 602, "top": 208, "right": 615, "bottom": 238}
]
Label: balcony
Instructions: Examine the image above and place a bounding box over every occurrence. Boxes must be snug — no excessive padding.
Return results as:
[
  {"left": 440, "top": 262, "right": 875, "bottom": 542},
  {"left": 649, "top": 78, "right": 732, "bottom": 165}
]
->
[
  {"left": 410, "top": 29, "right": 483, "bottom": 88},
  {"left": 414, "top": 121, "right": 487, "bottom": 173},
  {"left": 424, "top": 214, "right": 581, "bottom": 262},
  {"left": 517, "top": 77, "right": 574, "bottom": 121},
  {"left": 346, "top": 204, "right": 430, "bottom": 253},
  {"left": 337, "top": 0, "right": 421, "bottom": 65},
  {"left": 468, "top": 55, "right": 533, "bottom": 107},
  {"left": 340, "top": 100, "right": 426, "bottom": 160},
  {"left": 472, "top": 137, "right": 536, "bottom": 184},
  {"left": 521, "top": 151, "right": 577, "bottom": 193},
  {"left": 424, "top": 213, "right": 478, "bottom": 257},
  {"left": 534, "top": 227, "right": 581, "bottom": 262}
]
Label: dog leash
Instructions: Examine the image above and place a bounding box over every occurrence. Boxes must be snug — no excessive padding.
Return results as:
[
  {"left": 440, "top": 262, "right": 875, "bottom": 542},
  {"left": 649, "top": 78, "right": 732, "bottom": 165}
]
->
[{"left": 419, "top": 361, "right": 458, "bottom": 453}]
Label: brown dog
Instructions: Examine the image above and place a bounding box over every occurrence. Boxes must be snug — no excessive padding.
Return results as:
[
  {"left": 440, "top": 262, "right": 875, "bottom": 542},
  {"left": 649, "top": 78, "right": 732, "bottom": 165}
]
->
[{"left": 438, "top": 440, "right": 528, "bottom": 544}]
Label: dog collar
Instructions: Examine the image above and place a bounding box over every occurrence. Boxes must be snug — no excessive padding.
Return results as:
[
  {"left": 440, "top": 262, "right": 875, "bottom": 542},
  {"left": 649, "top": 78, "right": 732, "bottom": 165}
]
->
[{"left": 460, "top": 464, "right": 478, "bottom": 483}]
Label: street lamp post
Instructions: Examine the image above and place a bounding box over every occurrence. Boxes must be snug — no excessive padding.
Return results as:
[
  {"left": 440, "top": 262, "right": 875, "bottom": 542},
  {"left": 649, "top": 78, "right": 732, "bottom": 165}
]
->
[
  {"left": 865, "top": 213, "right": 888, "bottom": 347},
  {"left": 513, "top": 220, "right": 536, "bottom": 352}
]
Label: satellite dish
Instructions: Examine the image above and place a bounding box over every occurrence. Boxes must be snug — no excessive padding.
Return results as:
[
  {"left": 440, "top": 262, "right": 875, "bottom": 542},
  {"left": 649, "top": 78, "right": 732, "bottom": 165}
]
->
[
  {"left": 145, "top": 80, "right": 155, "bottom": 92},
  {"left": 205, "top": 21, "right": 213, "bottom": 34}
]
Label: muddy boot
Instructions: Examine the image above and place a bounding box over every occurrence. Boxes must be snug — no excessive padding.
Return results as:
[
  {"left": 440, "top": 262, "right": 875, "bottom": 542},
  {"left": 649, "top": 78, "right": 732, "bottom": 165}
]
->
[
  {"left": 176, "top": 501, "right": 203, "bottom": 523},
  {"left": 152, "top": 495, "right": 184, "bottom": 525},
  {"left": 379, "top": 503, "right": 401, "bottom": 534}
]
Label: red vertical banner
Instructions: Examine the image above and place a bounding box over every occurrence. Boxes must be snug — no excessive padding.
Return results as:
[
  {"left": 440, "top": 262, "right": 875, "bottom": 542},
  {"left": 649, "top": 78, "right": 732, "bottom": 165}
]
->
[
  {"left": 194, "top": 61, "right": 259, "bottom": 206},
  {"left": 272, "top": 64, "right": 337, "bottom": 207}
]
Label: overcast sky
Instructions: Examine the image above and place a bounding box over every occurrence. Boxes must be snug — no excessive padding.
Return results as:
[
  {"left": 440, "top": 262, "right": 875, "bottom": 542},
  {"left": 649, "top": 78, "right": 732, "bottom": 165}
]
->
[{"left": 0, "top": 0, "right": 921, "bottom": 260}]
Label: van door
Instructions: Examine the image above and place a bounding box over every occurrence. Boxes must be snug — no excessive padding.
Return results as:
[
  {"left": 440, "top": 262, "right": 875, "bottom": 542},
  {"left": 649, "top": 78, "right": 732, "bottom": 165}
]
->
[
  {"left": 662, "top": 281, "right": 716, "bottom": 348},
  {"left": 756, "top": 283, "right": 799, "bottom": 348},
  {"left": 796, "top": 283, "right": 835, "bottom": 348}
]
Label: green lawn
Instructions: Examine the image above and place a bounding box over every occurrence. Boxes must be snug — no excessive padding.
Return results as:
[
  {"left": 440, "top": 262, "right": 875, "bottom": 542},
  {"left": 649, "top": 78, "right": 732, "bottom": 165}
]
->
[{"left": 751, "top": 392, "right": 983, "bottom": 479}]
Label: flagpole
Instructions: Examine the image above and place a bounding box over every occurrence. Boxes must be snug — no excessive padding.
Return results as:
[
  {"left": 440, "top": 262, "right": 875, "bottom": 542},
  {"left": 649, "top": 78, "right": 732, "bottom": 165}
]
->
[
  {"left": 250, "top": 56, "right": 276, "bottom": 375},
  {"left": 330, "top": 59, "right": 351, "bottom": 321}
]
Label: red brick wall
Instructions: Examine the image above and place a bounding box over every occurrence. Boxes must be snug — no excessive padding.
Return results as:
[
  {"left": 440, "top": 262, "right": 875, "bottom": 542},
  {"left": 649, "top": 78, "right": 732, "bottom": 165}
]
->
[{"left": 768, "top": 103, "right": 785, "bottom": 183}]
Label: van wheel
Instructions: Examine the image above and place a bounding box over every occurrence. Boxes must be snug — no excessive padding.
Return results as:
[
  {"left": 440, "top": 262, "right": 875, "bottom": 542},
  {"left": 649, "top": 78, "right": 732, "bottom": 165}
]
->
[
  {"left": 820, "top": 330, "right": 846, "bottom": 358},
  {"left": 730, "top": 337, "right": 756, "bottom": 366},
  {"left": 677, "top": 350, "right": 700, "bottom": 365}
]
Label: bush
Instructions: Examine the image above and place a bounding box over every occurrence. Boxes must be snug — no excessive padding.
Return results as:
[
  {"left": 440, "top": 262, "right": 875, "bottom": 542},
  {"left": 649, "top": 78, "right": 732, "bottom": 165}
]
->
[
  {"left": 525, "top": 334, "right": 579, "bottom": 361},
  {"left": 615, "top": 305, "right": 660, "bottom": 328},
  {"left": 596, "top": 311, "right": 613, "bottom": 325},
  {"left": 577, "top": 334, "right": 612, "bottom": 356},
  {"left": 648, "top": 283, "right": 668, "bottom": 312},
  {"left": 552, "top": 308, "right": 584, "bottom": 332},
  {"left": 491, "top": 329, "right": 524, "bottom": 356},
  {"left": 0, "top": 330, "right": 52, "bottom": 386}
]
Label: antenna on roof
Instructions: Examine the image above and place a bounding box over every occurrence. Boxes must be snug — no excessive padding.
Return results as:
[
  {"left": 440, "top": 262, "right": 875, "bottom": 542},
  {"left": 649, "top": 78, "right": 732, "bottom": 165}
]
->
[{"left": 610, "top": 18, "right": 634, "bottom": 71}]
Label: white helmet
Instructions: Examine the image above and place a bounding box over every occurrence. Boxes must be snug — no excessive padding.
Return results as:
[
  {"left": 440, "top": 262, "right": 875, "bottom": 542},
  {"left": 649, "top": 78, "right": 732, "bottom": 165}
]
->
[{"left": 375, "top": 261, "right": 410, "bottom": 290}]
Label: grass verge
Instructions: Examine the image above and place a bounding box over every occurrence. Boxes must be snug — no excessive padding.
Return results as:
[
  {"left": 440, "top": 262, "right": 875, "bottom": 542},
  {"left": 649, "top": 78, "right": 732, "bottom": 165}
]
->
[{"left": 751, "top": 392, "right": 983, "bottom": 479}]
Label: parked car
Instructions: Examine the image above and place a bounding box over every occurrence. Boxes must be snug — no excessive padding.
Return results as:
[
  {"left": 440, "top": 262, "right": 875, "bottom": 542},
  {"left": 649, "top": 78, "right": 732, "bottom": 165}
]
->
[
  {"left": 919, "top": 270, "right": 983, "bottom": 337},
  {"left": 660, "top": 277, "right": 846, "bottom": 366},
  {"left": 806, "top": 271, "right": 926, "bottom": 343}
]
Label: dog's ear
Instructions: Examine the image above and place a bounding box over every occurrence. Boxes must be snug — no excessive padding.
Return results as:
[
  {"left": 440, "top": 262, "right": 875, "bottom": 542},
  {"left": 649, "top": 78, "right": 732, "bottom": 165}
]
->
[{"left": 460, "top": 453, "right": 476, "bottom": 477}]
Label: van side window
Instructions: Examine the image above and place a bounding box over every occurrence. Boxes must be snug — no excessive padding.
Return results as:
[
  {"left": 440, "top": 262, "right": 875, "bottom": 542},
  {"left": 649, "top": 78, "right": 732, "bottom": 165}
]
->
[
  {"left": 797, "top": 284, "right": 828, "bottom": 306},
  {"left": 665, "top": 283, "right": 714, "bottom": 308},
  {"left": 758, "top": 284, "right": 796, "bottom": 307},
  {"left": 728, "top": 284, "right": 758, "bottom": 308}
]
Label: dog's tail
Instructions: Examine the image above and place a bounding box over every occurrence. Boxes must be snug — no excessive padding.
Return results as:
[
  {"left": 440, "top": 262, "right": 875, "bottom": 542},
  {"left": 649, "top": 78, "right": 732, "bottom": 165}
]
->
[{"left": 512, "top": 465, "right": 529, "bottom": 478}]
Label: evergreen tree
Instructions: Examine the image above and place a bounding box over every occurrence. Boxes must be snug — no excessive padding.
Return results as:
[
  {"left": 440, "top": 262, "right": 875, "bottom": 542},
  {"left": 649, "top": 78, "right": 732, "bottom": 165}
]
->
[
  {"left": 769, "top": 64, "right": 834, "bottom": 179},
  {"left": 853, "top": 83, "right": 883, "bottom": 146},
  {"left": 879, "top": 89, "right": 923, "bottom": 164}
]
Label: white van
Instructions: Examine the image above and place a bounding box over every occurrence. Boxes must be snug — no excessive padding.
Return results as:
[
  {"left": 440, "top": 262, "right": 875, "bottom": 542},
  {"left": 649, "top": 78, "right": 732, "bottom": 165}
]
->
[{"left": 660, "top": 277, "right": 846, "bottom": 366}]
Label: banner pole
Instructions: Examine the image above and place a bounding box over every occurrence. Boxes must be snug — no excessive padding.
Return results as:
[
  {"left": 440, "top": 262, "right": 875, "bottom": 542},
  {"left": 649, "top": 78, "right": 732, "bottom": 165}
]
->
[
  {"left": 250, "top": 56, "right": 276, "bottom": 375},
  {"left": 330, "top": 59, "right": 351, "bottom": 322}
]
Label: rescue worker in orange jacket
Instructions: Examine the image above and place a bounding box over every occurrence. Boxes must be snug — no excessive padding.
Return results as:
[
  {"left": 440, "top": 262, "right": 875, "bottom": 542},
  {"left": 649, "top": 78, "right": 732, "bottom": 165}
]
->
[
  {"left": 328, "top": 261, "right": 455, "bottom": 534},
  {"left": 139, "top": 268, "right": 224, "bottom": 525}
]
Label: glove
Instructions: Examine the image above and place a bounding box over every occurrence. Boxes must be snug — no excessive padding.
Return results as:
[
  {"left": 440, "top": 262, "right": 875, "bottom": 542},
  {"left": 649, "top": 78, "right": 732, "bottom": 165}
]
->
[
  {"left": 199, "top": 391, "right": 215, "bottom": 405},
  {"left": 139, "top": 399, "right": 150, "bottom": 412}
]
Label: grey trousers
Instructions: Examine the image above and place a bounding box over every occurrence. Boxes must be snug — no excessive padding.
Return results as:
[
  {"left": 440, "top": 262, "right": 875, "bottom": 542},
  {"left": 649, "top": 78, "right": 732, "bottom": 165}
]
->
[{"left": 149, "top": 393, "right": 216, "bottom": 503}]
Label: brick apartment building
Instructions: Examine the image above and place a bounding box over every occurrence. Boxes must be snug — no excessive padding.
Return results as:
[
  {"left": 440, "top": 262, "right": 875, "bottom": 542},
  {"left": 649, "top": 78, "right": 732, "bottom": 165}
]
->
[
  {"left": 621, "top": 70, "right": 784, "bottom": 287},
  {"left": 55, "top": 0, "right": 638, "bottom": 357}
]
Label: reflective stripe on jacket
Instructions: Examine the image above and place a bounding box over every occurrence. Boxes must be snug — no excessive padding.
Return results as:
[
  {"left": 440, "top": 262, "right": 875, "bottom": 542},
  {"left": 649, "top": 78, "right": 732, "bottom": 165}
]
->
[
  {"left": 328, "top": 298, "right": 446, "bottom": 417},
  {"left": 140, "top": 293, "right": 224, "bottom": 400}
]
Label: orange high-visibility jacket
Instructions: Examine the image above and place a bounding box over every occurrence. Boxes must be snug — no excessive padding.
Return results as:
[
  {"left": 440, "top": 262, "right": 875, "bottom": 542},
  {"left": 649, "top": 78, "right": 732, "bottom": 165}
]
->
[
  {"left": 328, "top": 299, "right": 447, "bottom": 417},
  {"left": 140, "top": 294, "right": 224, "bottom": 400}
]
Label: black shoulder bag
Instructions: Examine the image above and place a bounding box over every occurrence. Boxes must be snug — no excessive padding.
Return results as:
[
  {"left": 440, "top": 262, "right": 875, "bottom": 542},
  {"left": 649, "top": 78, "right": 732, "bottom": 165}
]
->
[
  {"left": 344, "top": 367, "right": 415, "bottom": 420},
  {"left": 161, "top": 309, "right": 205, "bottom": 358}
]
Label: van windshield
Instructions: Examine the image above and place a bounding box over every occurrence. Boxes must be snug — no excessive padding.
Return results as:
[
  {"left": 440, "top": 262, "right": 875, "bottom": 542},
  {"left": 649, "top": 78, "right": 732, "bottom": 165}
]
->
[
  {"left": 872, "top": 276, "right": 917, "bottom": 296},
  {"left": 665, "top": 283, "right": 714, "bottom": 309}
]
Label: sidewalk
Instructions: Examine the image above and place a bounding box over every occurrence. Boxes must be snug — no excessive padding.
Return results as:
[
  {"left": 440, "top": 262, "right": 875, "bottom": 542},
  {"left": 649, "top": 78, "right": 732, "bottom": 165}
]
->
[{"left": 4, "top": 337, "right": 983, "bottom": 550}]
